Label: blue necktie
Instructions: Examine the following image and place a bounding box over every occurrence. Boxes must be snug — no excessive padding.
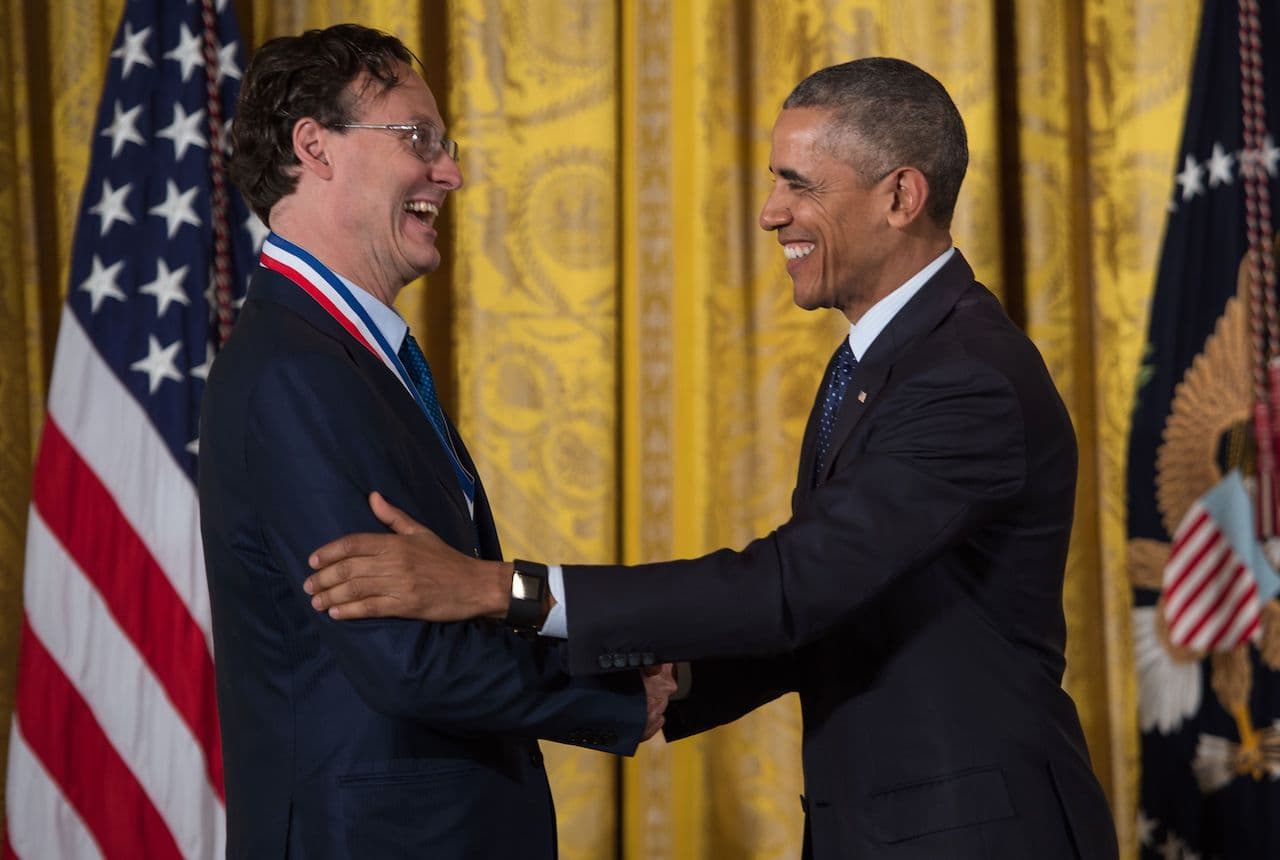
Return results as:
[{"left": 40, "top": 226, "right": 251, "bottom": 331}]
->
[
  {"left": 398, "top": 332, "right": 451, "bottom": 445},
  {"left": 814, "top": 339, "right": 858, "bottom": 479},
  {"left": 400, "top": 332, "right": 479, "bottom": 537}
]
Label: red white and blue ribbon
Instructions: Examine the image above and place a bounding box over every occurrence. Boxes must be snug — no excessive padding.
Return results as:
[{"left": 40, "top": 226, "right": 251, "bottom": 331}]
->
[{"left": 259, "top": 233, "right": 476, "bottom": 513}]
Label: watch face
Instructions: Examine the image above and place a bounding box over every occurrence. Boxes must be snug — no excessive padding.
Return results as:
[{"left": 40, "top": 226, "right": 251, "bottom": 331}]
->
[{"left": 512, "top": 571, "right": 544, "bottom": 601}]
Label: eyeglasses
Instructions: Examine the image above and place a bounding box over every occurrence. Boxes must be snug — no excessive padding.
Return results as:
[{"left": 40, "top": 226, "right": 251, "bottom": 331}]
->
[{"left": 333, "top": 122, "right": 460, "bottom": 164}]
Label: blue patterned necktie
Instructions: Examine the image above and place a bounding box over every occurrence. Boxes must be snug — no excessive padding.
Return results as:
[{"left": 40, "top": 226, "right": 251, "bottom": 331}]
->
[
  {"left": 814, "top": 338, "right": 858, "bottom": 479},
  {"left": 398, "top": 332, "right": 451, "bottom": 445}
]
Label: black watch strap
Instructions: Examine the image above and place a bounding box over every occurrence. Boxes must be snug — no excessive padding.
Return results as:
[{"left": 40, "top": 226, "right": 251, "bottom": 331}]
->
[{"left": 505, "top": 559, "right": 549, "bottom": 631}]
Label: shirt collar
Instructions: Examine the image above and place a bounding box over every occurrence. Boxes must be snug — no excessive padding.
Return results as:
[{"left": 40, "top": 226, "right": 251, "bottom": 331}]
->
[
  {"left": 342, "top": 275, "right": 409, "bottom": 352},
  {"left": 847, "top": 246, "right": 955, "bottom": 360}
]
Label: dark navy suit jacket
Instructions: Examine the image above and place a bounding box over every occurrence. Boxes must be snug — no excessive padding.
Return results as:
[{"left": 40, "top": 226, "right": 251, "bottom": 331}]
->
[
  {"left": 561, "top": 252, "right": 1119, "bottom": 859},
  {"left": 199, "top": 265, "right": 644, "bottom": 859}
]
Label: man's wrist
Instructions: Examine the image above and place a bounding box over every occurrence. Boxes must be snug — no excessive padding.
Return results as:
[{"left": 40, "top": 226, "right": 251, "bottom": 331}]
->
[
  {"left": 502, "top": 559, "right": 552, "bottom": 630},
  {"left": 487, "top": 562, "right": 514, "bottom": 619}
]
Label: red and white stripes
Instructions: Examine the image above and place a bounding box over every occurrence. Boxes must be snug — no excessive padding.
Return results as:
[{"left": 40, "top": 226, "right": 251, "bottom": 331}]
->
[
  {"left": 1163, "top": 497, "right": 1262, "bottom": 653},
  {"left": 5, "top": 311, "right": 225, "bottom": 858}
]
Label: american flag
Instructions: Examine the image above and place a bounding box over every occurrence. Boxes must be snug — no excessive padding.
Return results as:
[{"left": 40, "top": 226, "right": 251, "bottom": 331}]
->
[
  {"left": 3, "top": 0, "right": 262, "bottom": 856},
  {"left": 1162, "top": 471, "right": 1280, "bottom": 652}
]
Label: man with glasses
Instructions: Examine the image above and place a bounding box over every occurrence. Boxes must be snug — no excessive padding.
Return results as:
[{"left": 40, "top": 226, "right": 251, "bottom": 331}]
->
[{"left": 198, "top": 24, "right": 672, "bottom": 859}]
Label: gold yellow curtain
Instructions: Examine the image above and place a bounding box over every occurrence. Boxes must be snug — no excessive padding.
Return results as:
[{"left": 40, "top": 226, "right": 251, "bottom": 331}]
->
[{"left": 0, "top": 2, "right": 1200, "bottom": 858}]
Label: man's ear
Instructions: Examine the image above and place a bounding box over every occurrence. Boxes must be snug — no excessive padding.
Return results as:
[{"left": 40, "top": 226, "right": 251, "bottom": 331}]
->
[
  {"left": 886, "top": 167, "right": 929, "bottom": 227},
  {"left": 292, "top": 118, "right": 333, "bottom": 179}
]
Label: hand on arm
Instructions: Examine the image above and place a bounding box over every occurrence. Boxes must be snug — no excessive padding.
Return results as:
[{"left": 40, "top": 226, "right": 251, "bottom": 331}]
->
[
  {"left": 305, "top": 491, "right": 517, "bottom": 622},
  {"left": 244, "top": 355, "right": 641, "bottom": 751}
]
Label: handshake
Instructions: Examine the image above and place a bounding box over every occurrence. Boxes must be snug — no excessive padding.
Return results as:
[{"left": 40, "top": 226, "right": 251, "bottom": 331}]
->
[
  {"left": 640, "top": 663, "right": 679, "bottom": 742},
  {"left": 304, "top": 490, "right": 679, "bottom": 749}
]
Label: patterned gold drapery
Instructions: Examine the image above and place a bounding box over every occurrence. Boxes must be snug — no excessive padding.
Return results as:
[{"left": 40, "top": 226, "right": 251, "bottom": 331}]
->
[{"left": 0, "top": 2, "right": 1199, "bottom": 858}]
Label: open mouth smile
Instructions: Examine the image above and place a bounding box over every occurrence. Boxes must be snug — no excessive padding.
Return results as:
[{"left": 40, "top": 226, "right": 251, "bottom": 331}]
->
[
  {"left": 403, "top": 199, "right": 439, "bottom": 226},
  {"left": 784, "top": 242, "right": 814, "bottom": 261}
]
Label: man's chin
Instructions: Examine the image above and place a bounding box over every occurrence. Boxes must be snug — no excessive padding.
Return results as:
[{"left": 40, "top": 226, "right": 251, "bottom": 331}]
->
[
  {"left": 405, "top": 248, "right": 441, "bottom": 279},
  {"left": 791, "top": 288, "right": 822, "bottom": 312}
]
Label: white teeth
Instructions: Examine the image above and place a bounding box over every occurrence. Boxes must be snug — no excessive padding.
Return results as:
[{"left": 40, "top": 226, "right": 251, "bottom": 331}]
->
[
  {"left": 404, "top": 200, "right": 439, "bottom": 215},
  {"left": 784, "top": 243, "right": 815, "bottom": 261}
]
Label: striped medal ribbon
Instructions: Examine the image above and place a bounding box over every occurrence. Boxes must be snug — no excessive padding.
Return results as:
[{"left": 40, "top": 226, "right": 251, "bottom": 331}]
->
[{"left": 258, "top": 233, "right": 476, "bottom": 514}]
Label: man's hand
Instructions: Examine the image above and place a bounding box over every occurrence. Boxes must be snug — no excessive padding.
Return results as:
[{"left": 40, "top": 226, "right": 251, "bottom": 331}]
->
[
  {"left": 305, "top": 491, "right": 508, "bottom": 622},
  {"left": 640, "top": 664, "right": 678, "bottom": 742}
]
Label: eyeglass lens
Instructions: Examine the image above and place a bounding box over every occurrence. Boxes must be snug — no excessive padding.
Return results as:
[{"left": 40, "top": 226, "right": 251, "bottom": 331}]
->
[{"left": 411, "top": 126, "right": 458, "bottom": 163}]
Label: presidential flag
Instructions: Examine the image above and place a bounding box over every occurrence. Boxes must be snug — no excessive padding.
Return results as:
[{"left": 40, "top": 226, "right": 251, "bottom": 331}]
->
[
  {"left": 1126, "top": 1, "right": 1280, "bottom": 857},
  {"left": 2, "top": 0, "right": 262, "bottom": 856}
]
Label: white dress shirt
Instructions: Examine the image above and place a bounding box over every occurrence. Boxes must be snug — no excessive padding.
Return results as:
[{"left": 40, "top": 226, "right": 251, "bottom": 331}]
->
[{"left": 345, "top": 278, "right": 409, "bottom": 353}]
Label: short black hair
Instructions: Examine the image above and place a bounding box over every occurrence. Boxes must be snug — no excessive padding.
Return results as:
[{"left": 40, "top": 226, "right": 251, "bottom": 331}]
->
[
  {"left": 784, "top": 58, "right": 968, "bottom": 226},
  {"left": 229, "top": 24, "right": 417, "bottom": 222}
]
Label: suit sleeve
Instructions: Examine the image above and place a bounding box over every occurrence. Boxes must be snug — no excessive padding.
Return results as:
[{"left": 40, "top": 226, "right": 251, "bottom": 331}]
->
[
  {"left": 245, "top": 350, "right": 645, "bottom": 753},
  {"left": 661, "top": 655, "right": 797, "bottom": 742},
  {"left": 562, "top": 356, "right": 1027, "bottom": 675}
]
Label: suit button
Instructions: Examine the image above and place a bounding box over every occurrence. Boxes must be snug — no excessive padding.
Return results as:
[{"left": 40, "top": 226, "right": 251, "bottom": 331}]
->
[
  {"left": 611, "top": 653, "right": 627, "bottom": 669},
  {"left": 598, "top": 654, "right": 612, "bottom": 669},
  {"left": 627, "top": 653, "right": 641, "bottom": 667},
  {"left": 641, "top": 653, "right": 655, "bottom": 666}
]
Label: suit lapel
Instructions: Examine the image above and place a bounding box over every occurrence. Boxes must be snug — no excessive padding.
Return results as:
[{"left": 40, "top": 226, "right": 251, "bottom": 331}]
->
[
  {"left": 245, "top": 268, "right": 475, "bottom": 519},
  {"left": 440, "top": 414, "right": 502, "bottom": 559},
  {"left": 813, "top": 359, "right": 884, "bottom": 486},
  {"left": 809, "top": 251, "right": 978, "bottom": 488}
]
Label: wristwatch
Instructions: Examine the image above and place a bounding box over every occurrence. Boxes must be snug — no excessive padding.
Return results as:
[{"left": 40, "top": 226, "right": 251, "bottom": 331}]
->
[{"left": 505, "top": 559, "right": 549, "bottom": 631}]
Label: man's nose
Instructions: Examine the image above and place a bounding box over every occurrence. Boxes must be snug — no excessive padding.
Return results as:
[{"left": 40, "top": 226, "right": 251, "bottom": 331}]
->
[
  {"left": 759, "top": 194, "right": 790, "bottom": 231},
  {"left": 433, "top": 151, "right": 463, "bottom": 191}
]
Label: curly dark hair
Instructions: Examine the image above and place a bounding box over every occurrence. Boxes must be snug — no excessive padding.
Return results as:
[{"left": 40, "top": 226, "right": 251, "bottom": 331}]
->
[
  {"left": 785, "top": 58, "right": 969, "bottom": 227},
  {"left": 229, "top": 24, "right": 419, "bottom": 223}
]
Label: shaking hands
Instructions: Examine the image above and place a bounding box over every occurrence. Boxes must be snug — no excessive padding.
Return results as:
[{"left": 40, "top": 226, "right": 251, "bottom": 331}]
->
[{"left": 305, "top": 491, "right": 677, "bottom": 745}]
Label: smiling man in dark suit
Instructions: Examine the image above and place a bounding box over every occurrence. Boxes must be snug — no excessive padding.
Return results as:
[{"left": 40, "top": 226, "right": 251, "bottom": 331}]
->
[
  {"left": 197, "top": 24, "right": 673, "bottom": 860},
  {"left": 303, "top": 57, "right": 1119, "bottom": 859}
]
